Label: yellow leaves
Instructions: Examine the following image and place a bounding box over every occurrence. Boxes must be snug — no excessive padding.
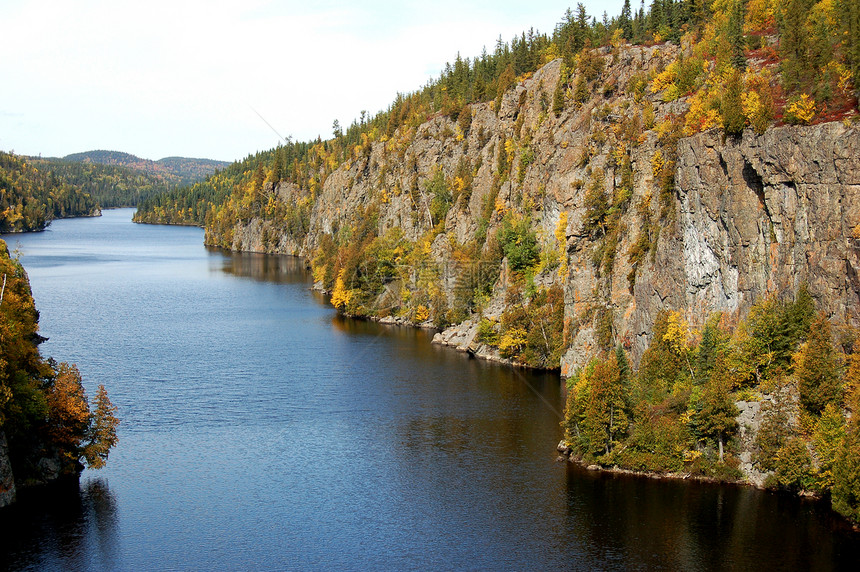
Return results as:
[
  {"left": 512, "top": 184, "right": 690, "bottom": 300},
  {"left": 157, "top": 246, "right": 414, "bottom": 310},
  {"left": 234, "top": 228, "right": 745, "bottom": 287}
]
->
[
  {"left": 494, "top": 195, "right": 507, "bottom": 215},
  {"left": 326, "top": 154, "right": 338, "bottom": 171},
  {"left": 663, "top": 311, "right": 690, "bottom": 356},
  {"left": 684, "top": 89, "right": 721, "bottom": 135},
  {"left": 312, "top": 262, "right": 327, "bottom": 285},
  {"left": 651, "top": 150, "right": 666, "bottom": 179},
  {"left": 504, "top": 138, "right": 515, "bottom": 158},
  {"left": 454, "top": 176, "right": 466, "bottom": 194},
  {"left": 414, "top": 305, "right": 430, "bottom": 323},
  {"left": 455, "top": 125, "right": 465, "bottom": 142},
  {"left": 650, "top": 62, "right": 678, "bottom": 94},
  {"left": 684, "top": 448, "right": 703, "bottom": 463},
  {"left": 741, "top": 90, "right": 762, "bottom": 123},
  {"left": 541, "top": 42, "right": 560, "bottom": 64},
  {"left": 745, "top": 0, "right": 776, "bottom": 32},
  {"left": 330, "top": 270, "right": 353, "bottom": 310},
  {"left": 654, "top": 119, "right": 675, "bottom": 139},
  {"left": 825, "top": 61, "right": 854, "bottom": 93},
  {"left": 785, "top": 94, "right": 818, "bottom": 125},
  {"left": 612, "top": 141, "right": 627, "bottom": 165},
  {"left": 556, "top": 211, "right": 569, "bottom": 279},
  {"left": 610, "top": 28, "right": 625, "bottom": 49},
  {"left": 499, "top": 326, "right": 528, "bottom": 353},
  {"left": 808, "top": 0, "right": 838, "bottom": 32},
  {"left": 554, "top": 211, "right": 568, "bottom": 246}
]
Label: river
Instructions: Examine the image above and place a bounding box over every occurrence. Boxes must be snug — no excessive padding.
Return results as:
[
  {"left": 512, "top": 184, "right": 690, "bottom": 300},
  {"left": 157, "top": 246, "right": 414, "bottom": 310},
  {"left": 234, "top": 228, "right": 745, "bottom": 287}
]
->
[{"left": 1, "top": 209, "right": 858, "bottom": 570}]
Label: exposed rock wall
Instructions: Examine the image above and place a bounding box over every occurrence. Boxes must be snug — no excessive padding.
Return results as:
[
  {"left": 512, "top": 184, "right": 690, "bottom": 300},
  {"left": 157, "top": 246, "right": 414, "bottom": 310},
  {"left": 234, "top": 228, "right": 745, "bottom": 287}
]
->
[
  {"left": 599, "top": 123, "right": 860, "bottom": 372},
  {"left": 225, "top": 44, "right": 860, "bottom": 376}
]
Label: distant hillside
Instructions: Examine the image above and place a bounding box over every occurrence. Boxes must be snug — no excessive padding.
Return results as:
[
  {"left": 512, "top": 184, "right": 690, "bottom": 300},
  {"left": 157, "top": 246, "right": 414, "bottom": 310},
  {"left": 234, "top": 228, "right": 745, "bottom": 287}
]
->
[
  {"left": 63, "top": 150, "right": 229, "bottom": 187},
  {"left": 29, "top": 157, "right": 172, "bottom": 208},
  {"left": 156, "top": 156, "right": 230, "bottom": 184},
  {"left": 0, "top": 151, "right": 99, "bottom": 232}
]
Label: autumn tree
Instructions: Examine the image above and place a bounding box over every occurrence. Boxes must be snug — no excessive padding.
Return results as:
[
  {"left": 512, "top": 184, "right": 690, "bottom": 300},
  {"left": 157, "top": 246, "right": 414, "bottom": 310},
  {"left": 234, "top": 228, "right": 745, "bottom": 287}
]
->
[
  {"left": 44, "top": 363, "right": 91, "bottom": 468},
  {"left": 813, "top": 403, "right": 846, "bottom": 490},
  {"left": 43, "top": 363, "right": 120, "bottom": 472},
  {"left": 82, "top": 384, "right": 119, "bottom": 469},
  {"left": 833, "top": 379, "right": 860, "bottom": 521},
  {"left": 566, "top": 352, "right": 631, "bottom": 457},
  {"left": 695, "top": 351, "right": 738, "bottom": 462},
  {"left": 637, "top": 310, "right": 689, "bottom": 404},
  {"left": 795, "top": 313, "right": 842, "bottom": 416}
]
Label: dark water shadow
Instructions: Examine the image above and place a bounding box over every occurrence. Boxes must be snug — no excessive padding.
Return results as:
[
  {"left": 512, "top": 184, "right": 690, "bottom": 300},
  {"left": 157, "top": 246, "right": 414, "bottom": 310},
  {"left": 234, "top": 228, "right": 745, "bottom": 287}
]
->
[
  {"left": 563, "top": 462, "right": 860, "bottom": 570},
  {"left": 0, "top": 478, "right": 119, "bottom": 571}
]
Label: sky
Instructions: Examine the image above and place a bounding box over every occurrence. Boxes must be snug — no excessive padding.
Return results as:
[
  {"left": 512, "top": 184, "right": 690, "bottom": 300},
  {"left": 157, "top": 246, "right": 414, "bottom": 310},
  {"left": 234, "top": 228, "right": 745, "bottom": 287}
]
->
[{"left": 1, "top": 0, "right": 623, "bottom": 163}]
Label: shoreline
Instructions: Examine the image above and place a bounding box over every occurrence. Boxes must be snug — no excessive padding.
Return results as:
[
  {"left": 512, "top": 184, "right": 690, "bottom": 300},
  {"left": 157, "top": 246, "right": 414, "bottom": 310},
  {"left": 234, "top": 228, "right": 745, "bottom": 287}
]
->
[{"left": 555, "top": 440, "right": 860, "bottom": 532}]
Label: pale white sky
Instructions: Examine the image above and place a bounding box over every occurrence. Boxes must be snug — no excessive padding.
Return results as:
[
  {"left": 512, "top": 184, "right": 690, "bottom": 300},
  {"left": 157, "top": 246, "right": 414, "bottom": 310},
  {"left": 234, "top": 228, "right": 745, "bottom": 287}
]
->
[{"left": 1, "top": 0, "right": 622, "bottom": 162}]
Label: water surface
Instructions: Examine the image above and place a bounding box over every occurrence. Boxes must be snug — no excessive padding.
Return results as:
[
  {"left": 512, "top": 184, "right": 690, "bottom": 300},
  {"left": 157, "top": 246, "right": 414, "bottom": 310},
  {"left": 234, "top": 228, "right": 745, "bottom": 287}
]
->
[{"left": 1, "top": 209, "right": 858, "bottom": 570}]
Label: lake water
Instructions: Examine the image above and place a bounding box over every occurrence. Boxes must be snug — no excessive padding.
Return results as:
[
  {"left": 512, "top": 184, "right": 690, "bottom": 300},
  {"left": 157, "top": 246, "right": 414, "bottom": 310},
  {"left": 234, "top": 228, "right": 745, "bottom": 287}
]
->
[{"left": 1, "top": 209, "right": 858, "bottom": 570}]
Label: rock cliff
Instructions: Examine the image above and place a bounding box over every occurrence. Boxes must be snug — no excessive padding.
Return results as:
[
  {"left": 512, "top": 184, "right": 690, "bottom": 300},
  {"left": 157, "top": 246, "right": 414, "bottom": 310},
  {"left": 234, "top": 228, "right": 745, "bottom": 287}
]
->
[{"left": 216, "top": 44, "right": 860, "bottom": 375}]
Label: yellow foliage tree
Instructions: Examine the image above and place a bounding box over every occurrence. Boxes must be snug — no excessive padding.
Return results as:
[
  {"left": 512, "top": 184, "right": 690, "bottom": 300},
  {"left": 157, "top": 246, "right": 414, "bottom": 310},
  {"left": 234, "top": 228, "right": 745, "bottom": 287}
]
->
[
  {"left": 330, "top": 270, "right": 353, "bottom": 311},
  {"left": 785, "top": 94, "right": 818, "bottom": 125}
]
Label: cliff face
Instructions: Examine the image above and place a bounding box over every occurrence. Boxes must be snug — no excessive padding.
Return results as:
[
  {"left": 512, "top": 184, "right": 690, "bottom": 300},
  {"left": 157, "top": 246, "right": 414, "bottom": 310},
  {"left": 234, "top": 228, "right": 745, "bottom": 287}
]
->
[
  {"left": 218, "top": 44, "right": 860, "bottom": 372},
  {"left": 591, "top": 123, "right": 860, "bottom": 371}
]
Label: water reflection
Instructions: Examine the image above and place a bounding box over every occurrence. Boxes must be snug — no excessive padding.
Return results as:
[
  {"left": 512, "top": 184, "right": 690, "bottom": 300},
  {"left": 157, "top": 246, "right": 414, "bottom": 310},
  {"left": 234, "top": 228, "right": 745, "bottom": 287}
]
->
[
  {"left": 565, "top": 463, "right": 860, "bottom": 569},
  {"left": 209, "top": 248, "right": 310, "bottom": 284},
  {"left": 0, "top": 478, "right": 118, "bottom": 571}
]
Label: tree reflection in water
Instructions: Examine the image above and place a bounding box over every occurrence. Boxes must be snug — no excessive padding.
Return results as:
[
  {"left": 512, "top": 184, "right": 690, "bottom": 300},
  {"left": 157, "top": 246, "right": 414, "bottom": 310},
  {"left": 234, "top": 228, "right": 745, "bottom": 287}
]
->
[{"left": 0, "top": 477, "right": 118, "bottom": 570}]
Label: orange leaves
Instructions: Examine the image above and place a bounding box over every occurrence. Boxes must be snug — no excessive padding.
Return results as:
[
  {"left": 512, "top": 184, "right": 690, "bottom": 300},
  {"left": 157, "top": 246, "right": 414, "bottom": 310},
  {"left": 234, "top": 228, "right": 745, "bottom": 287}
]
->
[
  {"left": 45, "top": 363, "right": 90, "bottom": 457},
  {"left": 83, "top": 384, "right": 119, "bottom": 470}
]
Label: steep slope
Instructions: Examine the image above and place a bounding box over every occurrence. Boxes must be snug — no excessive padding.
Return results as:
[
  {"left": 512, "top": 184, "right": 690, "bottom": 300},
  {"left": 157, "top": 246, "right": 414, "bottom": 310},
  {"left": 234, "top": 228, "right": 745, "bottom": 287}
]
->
[{"left": 202, "top": 44, "right": 860, "bottom": 368}]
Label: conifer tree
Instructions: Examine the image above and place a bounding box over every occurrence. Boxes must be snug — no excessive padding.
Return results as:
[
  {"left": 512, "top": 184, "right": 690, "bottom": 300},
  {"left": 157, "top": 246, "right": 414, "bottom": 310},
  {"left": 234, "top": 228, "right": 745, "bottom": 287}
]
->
[
  {"left": 722, "top": 69, "right": 746, "bottom": 135},
  {"left": 271, "top": 148, "right": 284, "bottom": 184},
  {"left": 841, "top": 0, "right": 860, "bottom": 86},
  {"left": 83, "top": 385, "right": 119, "bottom": 470},
  {"left": 697, "top": 353, "right": 738, "bottom": 462},
  {"left": 834, "top": 379, "right": 860, "bottom": 520},
  {"left": 728, "top": 0, "right": 747, "bottom": 70},
  {"left": 796, "top": 313, "right": 842, "bottom": 416},
  {"left": 620, "top": 0, "right": 634, "bottom": 40},
  {"left": 779, "top": 0, "right": 815, "bottom": 91}
]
